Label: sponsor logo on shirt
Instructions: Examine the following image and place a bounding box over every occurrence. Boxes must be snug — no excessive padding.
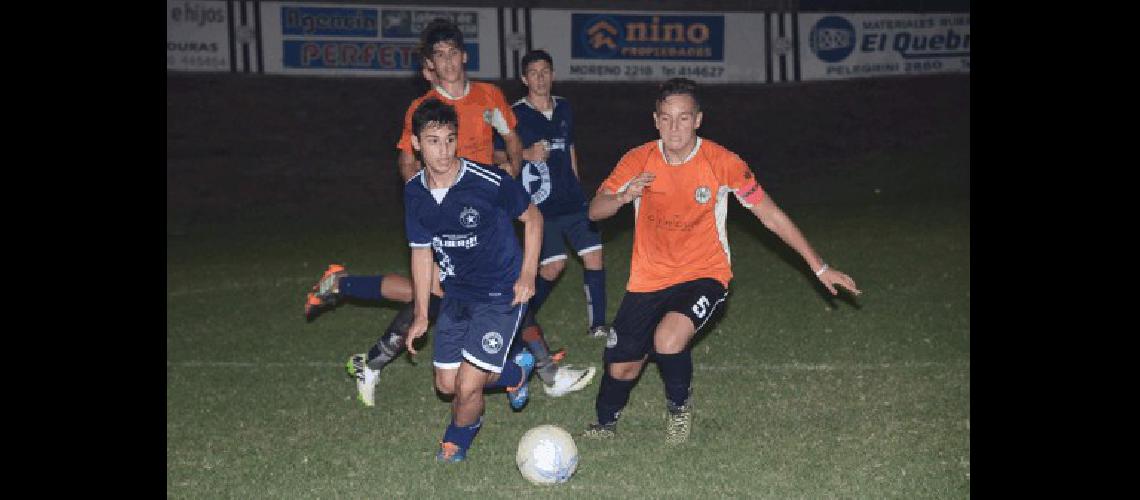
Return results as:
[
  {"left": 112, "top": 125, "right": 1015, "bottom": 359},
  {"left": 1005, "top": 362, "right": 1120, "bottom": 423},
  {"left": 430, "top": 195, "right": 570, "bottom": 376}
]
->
[
  {"left": 434, "top": 234, "right": 479, "bottom": 249},
  {"left": 646, "top": 213, "right": 700, "bottom": 232}
]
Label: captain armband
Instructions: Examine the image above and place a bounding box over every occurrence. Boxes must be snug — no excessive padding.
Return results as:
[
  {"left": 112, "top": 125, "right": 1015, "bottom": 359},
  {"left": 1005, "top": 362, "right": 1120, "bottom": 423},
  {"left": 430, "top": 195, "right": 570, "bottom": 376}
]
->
[{"left": 736, "top": 180, "right": 766, "bottom": 206}]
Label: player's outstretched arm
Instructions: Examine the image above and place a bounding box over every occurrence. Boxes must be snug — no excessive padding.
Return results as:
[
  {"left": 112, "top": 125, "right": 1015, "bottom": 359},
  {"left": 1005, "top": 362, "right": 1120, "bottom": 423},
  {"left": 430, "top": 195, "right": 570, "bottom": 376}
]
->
[
  {"left": 405, "top": 247, "right": 435, "bottom": 354},
  {"left": 588, "top": 172, "right": 655, "bottom": 221},
  {"left": 512, "top": 203, "right": 543, "bottom": 305},
  {"left": 749, "top": 195, "right": 861, "bottom": 296}
]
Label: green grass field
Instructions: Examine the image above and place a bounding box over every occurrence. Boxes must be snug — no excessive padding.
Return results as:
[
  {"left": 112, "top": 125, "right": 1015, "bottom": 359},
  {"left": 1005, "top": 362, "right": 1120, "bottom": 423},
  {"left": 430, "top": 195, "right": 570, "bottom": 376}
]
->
[
  {"left": 168, "top": 72, "right": 969, "bottom": 498},
  {"left": 167, "top": 193, "right": 969, "bottom": 498}
]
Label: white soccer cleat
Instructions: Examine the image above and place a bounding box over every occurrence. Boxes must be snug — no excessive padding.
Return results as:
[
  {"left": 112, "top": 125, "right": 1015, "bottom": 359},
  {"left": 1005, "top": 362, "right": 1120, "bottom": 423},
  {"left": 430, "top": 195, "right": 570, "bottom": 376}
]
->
[
  {"left": 346, "top": 353, "right": 380, "bottom": 407},
  {"left": 543, "top": 365, "right": 597, "bottom": 397}
]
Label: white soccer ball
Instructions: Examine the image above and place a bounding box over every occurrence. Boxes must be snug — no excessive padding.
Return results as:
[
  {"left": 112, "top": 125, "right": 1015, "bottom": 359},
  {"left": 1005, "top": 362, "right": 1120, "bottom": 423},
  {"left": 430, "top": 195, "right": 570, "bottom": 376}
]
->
[{"left": 515, "top": 424, "right": 579, "bottom": 485}]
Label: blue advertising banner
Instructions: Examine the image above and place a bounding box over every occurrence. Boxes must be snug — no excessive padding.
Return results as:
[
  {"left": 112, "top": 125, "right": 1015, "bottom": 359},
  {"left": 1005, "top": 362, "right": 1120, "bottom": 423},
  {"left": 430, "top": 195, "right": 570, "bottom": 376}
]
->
[
  {"left": 570, "top": 13, "right": 724, "bottom": 61},
  {"left": 281, "top": 7, "right": 378, "bottom": 37},
  {"left": 282, "top": 41, "right": 478, "bottom": 70},
  {"left": 282, "top": 40, "right": 417, "bottom": 69},
  {"left": 261, "top": 2, "right": 498, "bottom": 78}
]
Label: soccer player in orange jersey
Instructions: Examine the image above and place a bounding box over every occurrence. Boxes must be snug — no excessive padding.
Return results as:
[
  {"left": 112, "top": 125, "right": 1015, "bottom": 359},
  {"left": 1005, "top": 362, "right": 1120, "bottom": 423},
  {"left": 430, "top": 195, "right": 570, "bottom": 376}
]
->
[
  {"left": 582, "top": 78, "right": 861, "bottom": 444},
  {"left": 396, "top": 19, "right": 524, "bottom": 181}
]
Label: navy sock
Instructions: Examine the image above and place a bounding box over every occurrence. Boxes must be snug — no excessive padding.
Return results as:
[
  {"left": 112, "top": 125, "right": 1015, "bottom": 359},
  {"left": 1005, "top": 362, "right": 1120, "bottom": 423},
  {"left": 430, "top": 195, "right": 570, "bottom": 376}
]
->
[
  {"left": 485, "top": 355, "right": 525, "bottom": 390},
  {"left": 595, "top": 372, "right": 636, "bottom": 425},
  {"left": 521, "top": 308, "right": 538, "bottom": 329},
  {"left": 655, "top": 351, "right": 693, "bottom": 407},
  {"left": 442, "top": 416, "right": 483, "bottom": 451},
  {"left": 583, "top": 269, "right": 607, "bottom": 327},
  {"left": 339, "top": 275, "right": 384, "bottom": 301},
  {"left": 529, "top": 276, "right": 556, "bottom": 318}
]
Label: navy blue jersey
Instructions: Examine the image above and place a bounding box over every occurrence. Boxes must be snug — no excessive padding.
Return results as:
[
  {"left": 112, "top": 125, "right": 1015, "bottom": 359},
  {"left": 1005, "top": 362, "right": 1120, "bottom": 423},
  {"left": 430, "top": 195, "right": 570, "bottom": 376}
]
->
[
  {"left": 493, "top": 96, "right": 587, "bottom": 217},
  {"left": 405, "top": 159, "right": 532, "bottom": 303}
]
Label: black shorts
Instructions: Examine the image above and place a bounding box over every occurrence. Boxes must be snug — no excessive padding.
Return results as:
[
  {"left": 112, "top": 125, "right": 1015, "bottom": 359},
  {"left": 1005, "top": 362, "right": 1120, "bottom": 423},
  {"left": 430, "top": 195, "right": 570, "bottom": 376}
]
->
[{"left": 603, "top": 278, "right": 729, "bottom": 364}]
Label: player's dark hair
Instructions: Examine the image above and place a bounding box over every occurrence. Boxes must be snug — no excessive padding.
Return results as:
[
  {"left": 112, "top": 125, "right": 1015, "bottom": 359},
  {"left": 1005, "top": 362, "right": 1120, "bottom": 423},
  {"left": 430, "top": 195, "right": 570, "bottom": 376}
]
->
[
  {"left": 656, "top": 77, "right": 701, "bottom": 113},
  {"left": 420, "top": 18, "right": 465, "bottom": 59},
  {"left": 520, "top": 49, "right": 554, "bottom": 75},
  {"left": 412, "top": 98, "right": 459, "bottom": 138}
]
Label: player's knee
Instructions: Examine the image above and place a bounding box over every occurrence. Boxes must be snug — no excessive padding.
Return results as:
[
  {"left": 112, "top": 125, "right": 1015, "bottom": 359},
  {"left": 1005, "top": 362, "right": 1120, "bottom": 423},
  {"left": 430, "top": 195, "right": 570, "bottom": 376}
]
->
[
  {"left": 435, "top": 373, "right": 457, "bottom": 395},
  {"left": 654, "top": 314, "right": 695, "bottom": 354},
  {"left": 606, "top": 360, "right": 643, "bottom": 381},
  {"left": 581, "top": 250, "right": 604, "bottom": 270},
  {"left": 654, "top": 334, "right": 693, "bottom": 355},
  {"left": 435, "top": 382, "right": 455, "bottom": 396},
  {"left": 540, "top": 261, "right": 565, "bottom": 280},
  {"left": 654, "top": 340, "right": 688, "bottom": 355}
]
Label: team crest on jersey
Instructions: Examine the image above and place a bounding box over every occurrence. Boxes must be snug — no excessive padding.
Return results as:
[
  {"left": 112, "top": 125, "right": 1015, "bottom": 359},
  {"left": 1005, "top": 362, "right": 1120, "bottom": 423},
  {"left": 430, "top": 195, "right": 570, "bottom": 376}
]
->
[
  {"left": 694, "top": 186, "right": 712, "bottom": 204},
  {"left": 459, "top": 207, "right": 481, "bottom": 228},
  {"left": 481, "top": 331, "right": 504, "bottom": 354},
  {"left": 522, "top": 161, "right": 552, "bottom": 204}
]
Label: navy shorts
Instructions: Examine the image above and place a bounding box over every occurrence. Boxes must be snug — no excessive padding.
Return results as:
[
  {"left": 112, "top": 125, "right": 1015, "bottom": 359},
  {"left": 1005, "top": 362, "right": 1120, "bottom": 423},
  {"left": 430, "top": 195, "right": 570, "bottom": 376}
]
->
[
  {"left": 432, "top": 298, "right": 527, "bottom": 374},
  {"left": 603, "top": 278, "right": 728, "bottom": 364},
  {"left": 539, "top": 211, "right": 603, "bottom": 265}
]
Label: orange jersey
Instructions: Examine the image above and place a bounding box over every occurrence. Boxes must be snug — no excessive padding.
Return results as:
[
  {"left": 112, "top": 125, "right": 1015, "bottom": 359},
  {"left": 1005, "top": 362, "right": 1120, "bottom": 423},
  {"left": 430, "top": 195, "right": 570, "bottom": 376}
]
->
[
  {"left": 397, "top": 81, "right": 517, "bottom": 165},
  {"left": 600, "top": 138, "right": 766, "bottom": 292}
]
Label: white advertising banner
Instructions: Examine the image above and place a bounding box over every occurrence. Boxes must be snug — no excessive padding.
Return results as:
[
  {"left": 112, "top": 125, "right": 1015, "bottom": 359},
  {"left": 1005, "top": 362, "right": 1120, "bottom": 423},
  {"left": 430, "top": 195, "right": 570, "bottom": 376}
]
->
[
  {"left": 530, "top": 9, "right": 768, "bottom": 83},
  {"left": 258, "top": 2, "right": 501, "bottom": 78},
  {"left": 167, "top": 0, "right": 231, "bottom": 72},
  {"left": 799, "top": 12, "right": 970, "bottom": 80}
]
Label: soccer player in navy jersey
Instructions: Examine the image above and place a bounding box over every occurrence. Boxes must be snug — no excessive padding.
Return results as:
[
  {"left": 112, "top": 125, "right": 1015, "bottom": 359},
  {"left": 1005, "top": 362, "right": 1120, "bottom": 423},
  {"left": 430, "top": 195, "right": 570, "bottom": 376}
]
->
[
  {"left": 493, "top": 50, "right": 615, "bottom": 352},
  {"left": 401, "top": 98, "right": 542, "bottom": 463},
  {"left": 307, "top": 19, "right": 593, "bottom": 408}
]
